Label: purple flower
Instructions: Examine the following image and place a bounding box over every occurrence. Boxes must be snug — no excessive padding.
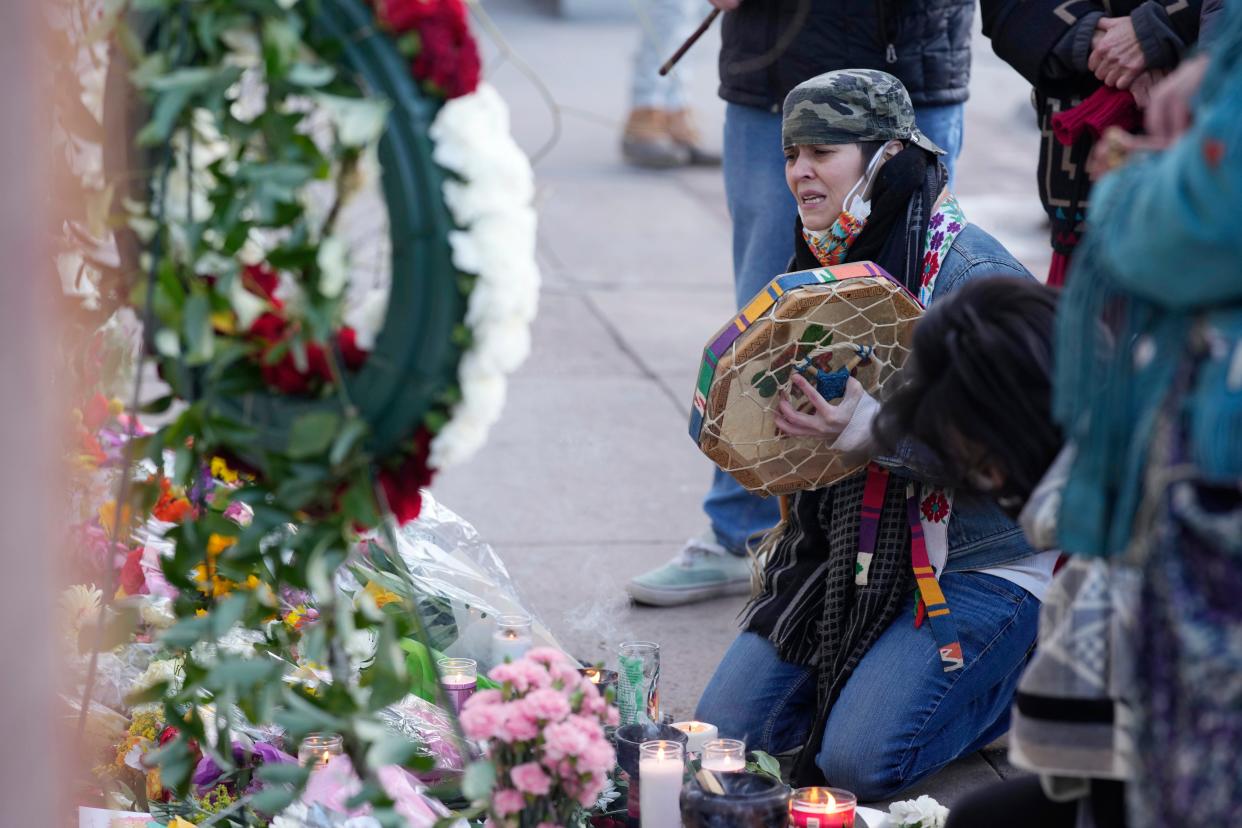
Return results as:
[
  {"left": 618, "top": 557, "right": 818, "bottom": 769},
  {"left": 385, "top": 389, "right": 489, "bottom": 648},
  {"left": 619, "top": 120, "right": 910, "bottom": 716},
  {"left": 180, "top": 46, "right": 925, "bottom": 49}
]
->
[
  {"left": 929, "top": 213, "right": 945, "bottom": 229},
  {"left": 192, "top": 740, "right": 294, "bottom": 793},
  {"left": 929, "top": 231, "right": 945, "bottom": 250},
  {"left": 947, "top": 221, "right": 963, "bottom": 234}
]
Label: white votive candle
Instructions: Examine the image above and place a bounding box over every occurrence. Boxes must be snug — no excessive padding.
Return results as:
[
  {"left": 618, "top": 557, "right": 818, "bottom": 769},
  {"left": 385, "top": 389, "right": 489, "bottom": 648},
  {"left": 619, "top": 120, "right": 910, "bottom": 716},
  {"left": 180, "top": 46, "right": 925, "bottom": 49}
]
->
[
  {"left": 638, "top": 739, "right": 684, "bottom": 828},
  {"left": 491, "top": 613, "right": 533, "bottom": 664},
  {"left": 701, "top": 738, "right": 747, "bottom": 772},
  {"left": 671, "top": 720, "right": 718, "bottom": 755}
]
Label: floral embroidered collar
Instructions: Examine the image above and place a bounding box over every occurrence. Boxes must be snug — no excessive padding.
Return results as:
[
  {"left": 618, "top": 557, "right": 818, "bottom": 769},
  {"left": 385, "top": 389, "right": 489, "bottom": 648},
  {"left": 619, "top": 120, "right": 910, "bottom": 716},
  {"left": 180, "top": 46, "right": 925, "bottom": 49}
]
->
[{"left": 918, "top": 194, "right": 967, "bottom": 307}]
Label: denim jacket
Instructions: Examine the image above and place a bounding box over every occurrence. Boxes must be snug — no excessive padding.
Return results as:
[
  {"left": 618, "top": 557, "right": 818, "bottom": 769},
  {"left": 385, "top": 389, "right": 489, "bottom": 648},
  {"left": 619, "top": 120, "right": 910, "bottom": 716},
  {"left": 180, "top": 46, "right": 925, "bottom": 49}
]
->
[{"left": 880, "top": 220, "right": 1038, "bottom": 572}]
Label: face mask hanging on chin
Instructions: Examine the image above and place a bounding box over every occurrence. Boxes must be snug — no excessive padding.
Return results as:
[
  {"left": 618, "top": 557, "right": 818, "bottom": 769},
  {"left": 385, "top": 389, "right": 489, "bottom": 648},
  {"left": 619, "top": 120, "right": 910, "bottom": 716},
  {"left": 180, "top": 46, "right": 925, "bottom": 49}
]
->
[{"left": 802, "top": 140, "right": 901, "bottom": 268}]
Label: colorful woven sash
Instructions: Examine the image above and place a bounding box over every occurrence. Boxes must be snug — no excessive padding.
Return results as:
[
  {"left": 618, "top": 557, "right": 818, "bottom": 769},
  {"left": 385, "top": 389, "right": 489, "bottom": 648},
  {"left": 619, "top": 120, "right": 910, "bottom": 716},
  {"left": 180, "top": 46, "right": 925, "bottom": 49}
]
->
[{"left": 858, "top": 464, "right": 965, "bottom": 673}]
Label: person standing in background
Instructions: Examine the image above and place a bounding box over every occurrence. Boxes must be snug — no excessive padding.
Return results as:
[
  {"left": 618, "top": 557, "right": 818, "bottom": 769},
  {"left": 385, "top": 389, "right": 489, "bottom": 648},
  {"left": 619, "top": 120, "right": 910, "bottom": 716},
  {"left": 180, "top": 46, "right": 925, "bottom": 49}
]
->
[
  {"left": 981, "top": 0, "right": 1206, "bottom": 284},
  {"left": 621, "top": 0, "right": 722, "bottom": 168},
  {"left": 628, "top": 0, "right": 974, "bottom": 607}
]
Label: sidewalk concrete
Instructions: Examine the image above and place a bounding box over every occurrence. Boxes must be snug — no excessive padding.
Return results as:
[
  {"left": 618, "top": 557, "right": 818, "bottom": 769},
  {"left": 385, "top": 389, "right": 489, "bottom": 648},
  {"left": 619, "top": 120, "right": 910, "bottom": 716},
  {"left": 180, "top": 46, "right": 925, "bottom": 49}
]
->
[{"left": 435, "top": 0, "right": 1048, "bottom": 809}]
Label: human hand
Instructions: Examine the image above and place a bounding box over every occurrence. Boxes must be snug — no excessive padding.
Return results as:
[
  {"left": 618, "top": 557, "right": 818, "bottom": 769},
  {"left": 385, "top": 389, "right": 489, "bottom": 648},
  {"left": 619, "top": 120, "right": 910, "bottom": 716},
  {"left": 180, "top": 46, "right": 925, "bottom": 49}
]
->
[
  {"left": 707, "top": 0, "right": 742, "bottom": 9},
  {"left": 774, "top": 374, "right": 864, "bottom": 441},
  {"left": 1088, "top": 16, "right": 1146, "bottom": 89},
  {"left": 1145, "top": 54, "right": 1210, "bottom": 143},
  {"left": 1086, "top": 125, "right": 1168, "bottom": 179},
  {"left": 1128, "top": 68, "right": 1167, "bottom": 109}
]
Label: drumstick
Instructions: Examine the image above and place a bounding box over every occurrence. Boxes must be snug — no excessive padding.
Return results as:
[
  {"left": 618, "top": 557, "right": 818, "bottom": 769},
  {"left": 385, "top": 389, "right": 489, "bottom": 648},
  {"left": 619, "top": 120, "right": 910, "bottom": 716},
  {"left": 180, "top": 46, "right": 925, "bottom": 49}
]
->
[{"left": 659, "top": 8, "right": 722, "bottom": 76}]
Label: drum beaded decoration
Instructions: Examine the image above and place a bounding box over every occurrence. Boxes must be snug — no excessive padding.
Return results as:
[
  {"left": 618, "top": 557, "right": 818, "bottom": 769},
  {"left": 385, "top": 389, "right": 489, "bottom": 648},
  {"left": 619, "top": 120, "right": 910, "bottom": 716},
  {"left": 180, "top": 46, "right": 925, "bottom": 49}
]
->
[{"left": 689, "top": 262, "right": 923, "bottom": 496}]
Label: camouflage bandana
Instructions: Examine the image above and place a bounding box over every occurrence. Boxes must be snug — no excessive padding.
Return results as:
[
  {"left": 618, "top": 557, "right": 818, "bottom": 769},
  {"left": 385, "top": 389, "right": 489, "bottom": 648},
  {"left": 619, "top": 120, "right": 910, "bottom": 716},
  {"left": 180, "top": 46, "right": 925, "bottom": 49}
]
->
[{"left": 782, "top": 69, "right": 945, "bottom": 155}]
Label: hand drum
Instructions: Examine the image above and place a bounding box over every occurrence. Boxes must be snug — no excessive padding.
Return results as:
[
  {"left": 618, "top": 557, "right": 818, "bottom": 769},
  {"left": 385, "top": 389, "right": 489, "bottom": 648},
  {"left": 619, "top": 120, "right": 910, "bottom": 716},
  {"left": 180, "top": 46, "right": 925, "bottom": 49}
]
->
[{"left": 688, "top": 262, "right": 922, "bottom": 496}]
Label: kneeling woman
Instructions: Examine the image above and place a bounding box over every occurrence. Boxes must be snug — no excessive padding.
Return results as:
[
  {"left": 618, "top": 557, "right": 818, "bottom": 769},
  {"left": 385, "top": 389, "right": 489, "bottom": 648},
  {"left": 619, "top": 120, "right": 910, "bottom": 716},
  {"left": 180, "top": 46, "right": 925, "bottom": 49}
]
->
[{"left": 696, "top": 70, "right": 1055, "bottom": 799}]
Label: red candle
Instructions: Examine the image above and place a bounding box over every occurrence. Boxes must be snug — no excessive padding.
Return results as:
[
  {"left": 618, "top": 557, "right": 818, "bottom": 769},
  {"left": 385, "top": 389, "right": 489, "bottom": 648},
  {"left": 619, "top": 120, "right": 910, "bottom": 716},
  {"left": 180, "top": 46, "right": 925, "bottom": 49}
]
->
[{"left": 789, "top": 787, "right": 857, "bottom": 828}]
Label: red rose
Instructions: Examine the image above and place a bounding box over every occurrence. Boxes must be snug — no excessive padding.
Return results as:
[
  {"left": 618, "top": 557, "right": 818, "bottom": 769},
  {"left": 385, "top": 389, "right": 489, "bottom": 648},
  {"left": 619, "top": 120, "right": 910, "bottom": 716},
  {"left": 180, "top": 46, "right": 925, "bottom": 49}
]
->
[
  {"left": 337, "top": 326, "right": 369, "bottom": 371},
  {"left": 378, "top": 429, "right": 436, "bottom": 524},
  {"left": 260, "top": 354, "right": 314, "bottom": 395},
  {"left": 376, "top": 0, "right": 463, "bottom": 31},
  {"left": 412, "top": 11, "right": 481, "bottom": 99},
  {"left": 249, "top": 312, "right": 287, "bottom": 342},
  {"left": 158, "top": 726, "right": 180, "bottom": 746},
  {"left": 242, "top": 263, "right": 280, "bottom": 302},
  {"left": 119, "top": 547, "right": 148, "bottom": 597}
]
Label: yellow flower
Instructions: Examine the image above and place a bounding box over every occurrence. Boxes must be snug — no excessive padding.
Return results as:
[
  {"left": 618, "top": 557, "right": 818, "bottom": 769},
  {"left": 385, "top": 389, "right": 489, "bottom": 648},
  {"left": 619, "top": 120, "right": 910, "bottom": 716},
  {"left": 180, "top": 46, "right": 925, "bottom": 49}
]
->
[
  {"left": 362, "top": 580, "right": 402, "bottom": 609},
  {"left": 209, "top": 311, "right": 236, "bottom": 335},
  {"left": 210, "top": 456, "right": 239, "bottom": 483},
  {"left": 145, "top": 767, "right": 163, "bottom": 802},
  {"left": 98, "top": 501, "right": 133, "bottom": 535},
  {"left": 107, "top": 398, "right": 125, "bottom": 416},
  {"left": 206, "top": 533, "right": 236, "bottom": 555},
  {"left": 168, "top": 817, "right": 196, "bottom": 828}
]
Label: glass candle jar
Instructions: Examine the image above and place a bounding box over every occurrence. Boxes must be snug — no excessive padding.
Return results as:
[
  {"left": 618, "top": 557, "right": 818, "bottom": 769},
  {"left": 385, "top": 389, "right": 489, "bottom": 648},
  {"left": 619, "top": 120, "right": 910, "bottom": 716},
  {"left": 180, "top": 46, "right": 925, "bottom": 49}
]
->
[
  {"left": 616, "top": 640, "right": 660, "bottom": 726},
  {"left": 298, "top": 732, "right": 344, "bottom": 771},
  {"left": 437, "top": 657, "right": 477, "bottom": 715},
  {"left": 789, "top": 787, "right": 857, "bottom": 828},
  {"left": 639, "top": 740, "right": 685, "bottom": 828},
  {"left": 701, "top": 738, "right": 747, "bottom": 773},
  {"left": 680, "top": 771, "right": 791, "bottom": 828},
  {"left": 491, "top": 613, "right": 533, "bottom": 664}
]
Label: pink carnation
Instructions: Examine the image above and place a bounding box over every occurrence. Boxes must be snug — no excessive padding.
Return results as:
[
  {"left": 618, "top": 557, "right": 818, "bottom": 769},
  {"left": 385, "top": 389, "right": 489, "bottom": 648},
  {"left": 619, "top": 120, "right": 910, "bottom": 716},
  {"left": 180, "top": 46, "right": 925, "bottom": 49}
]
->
[
  {"left": 523, "top": 688, "right": 571, "bottom": 723},
  {"left": 510, "top": 761, "right": 552, "bottom": 796},
  {"left": 492, "top": 788, "right": 525, "bottom": 817},
  {"left": 524, "top": 647, "right": 568, "bottom": 668},
  {"left": 497, "top": 701, "right": 540, "bottom": 743},
  {"left": 470, "top": 688, "right": 503, "bottom": 706},
  {"left": 461, "top": 700, "right": 504, "bottom": 741},
  {"left": 541, "top": 715, "right": 598, "bottom": 761},
  {"left": 490, "top": 659, "right": 551, "bottom": 693}
]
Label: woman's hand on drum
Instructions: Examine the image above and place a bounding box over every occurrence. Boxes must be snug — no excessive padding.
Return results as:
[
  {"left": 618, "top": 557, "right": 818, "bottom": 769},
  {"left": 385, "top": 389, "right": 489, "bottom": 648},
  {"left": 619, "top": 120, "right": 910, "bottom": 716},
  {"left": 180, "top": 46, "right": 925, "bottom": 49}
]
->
[{"left": 776, "top": 374, "right": 865, "bottom": 441}]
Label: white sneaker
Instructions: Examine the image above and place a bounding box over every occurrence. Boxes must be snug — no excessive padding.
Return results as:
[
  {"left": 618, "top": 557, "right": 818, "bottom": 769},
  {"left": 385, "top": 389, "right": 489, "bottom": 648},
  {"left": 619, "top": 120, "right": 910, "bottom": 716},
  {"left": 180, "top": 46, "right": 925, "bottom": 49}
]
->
[{"left": 626, "top": 533, "right": 754, "bottom": 607}]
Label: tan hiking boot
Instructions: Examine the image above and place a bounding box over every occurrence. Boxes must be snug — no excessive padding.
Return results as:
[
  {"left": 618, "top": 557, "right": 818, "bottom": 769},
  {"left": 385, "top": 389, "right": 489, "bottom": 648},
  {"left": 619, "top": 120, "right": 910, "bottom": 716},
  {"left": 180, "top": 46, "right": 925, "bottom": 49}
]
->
[
  {"left": 668, "top": 109, "right": 722, "bottom": 167},
  {"left": 622, "top": 108, "right": 690, "bottom": 169}
]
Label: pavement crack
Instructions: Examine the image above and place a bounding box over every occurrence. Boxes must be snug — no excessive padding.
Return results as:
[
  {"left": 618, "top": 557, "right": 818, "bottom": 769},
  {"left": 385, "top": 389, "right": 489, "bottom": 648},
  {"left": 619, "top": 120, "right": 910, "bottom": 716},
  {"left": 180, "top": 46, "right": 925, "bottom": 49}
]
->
[{"left": 581, "top": 292, "right": 688, "bottom": 417}]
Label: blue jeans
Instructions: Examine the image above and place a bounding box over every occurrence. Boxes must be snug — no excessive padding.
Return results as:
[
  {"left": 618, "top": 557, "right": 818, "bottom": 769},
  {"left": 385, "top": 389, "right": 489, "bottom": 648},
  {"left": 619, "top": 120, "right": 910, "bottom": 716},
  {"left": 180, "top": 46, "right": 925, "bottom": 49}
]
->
[
  {"left": 696, "top": 572, "right": 1036, "bottom": 800},
  {"left": 630, "top": 0, "right": 697, "bottom": 109},
  {"left": 706, "top": 101, "right": 965, "bottom": 553}
]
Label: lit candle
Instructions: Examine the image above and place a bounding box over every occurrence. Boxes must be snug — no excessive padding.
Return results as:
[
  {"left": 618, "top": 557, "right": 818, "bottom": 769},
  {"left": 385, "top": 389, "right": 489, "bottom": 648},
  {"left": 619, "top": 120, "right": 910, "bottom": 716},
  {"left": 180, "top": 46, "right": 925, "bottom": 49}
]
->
[
  {"left": 491, "top": 613, "right": 532, "bottom": 664},
  {"left": 638, "top": 739, "right": 684, "bottom": 828},
  {"left": 298, "top": 732, "right": 343, "bottom": 771},
  {"left": 579, "top": 666, "right": 619, "bottom": 699},
  {"left": 671, "top": 721, "right": 719, "bottom": 755},
  {"left": 790, "top": 787, "right": 856, "bottom": 828},
  {"left": 701, "top": 738, "right": 746, "bottom": 773},
  {"left": 437, "top": 657, "right": 477, "bottom": 715}
]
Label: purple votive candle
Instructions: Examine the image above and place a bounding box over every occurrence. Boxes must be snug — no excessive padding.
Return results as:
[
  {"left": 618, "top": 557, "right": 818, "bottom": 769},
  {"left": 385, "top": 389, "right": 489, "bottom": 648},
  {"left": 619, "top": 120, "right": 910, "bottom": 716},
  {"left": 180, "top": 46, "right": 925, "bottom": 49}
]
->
[{"left": 438, "top": 657, "right": 477, "bottom": 715}]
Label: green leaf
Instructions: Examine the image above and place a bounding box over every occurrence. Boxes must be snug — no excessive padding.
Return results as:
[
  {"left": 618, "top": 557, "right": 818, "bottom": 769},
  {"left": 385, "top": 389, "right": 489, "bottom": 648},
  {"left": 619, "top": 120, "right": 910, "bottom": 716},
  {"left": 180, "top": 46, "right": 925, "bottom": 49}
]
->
[
  {"left": 256, "top": 762, "right": 311, "bottom": 787},
  {"left": 748, "top": 749, "right": 783, "bottom": 782},
  {"left": 287, "top": 63, "right": 336, "bottom": 87},
  {"left": 288, "top": 411, "right": 340, "bottom": 459},
  {"left": 249, "top": 785, "right": 298, "bottom": 815},
  {"left": 366, "top": 734, "right": 431, "bottom": 770},
  {"left": 160, "top": 614, "right": 212, "bottom": 649},
  {"left": 330, "top": 418, "right": 369, "bottom": 467},
  {"left": 209, "top": 657, "right": 282, "bottom": 690},
  {"left": 183, "top": 290, "right": 214, "bottom": 365},
  {"left": 461, "top": 760, "right": 497, "bottom": 801},
  {"left": 313, "top": 93, "right": 391, "bottom": 148}
]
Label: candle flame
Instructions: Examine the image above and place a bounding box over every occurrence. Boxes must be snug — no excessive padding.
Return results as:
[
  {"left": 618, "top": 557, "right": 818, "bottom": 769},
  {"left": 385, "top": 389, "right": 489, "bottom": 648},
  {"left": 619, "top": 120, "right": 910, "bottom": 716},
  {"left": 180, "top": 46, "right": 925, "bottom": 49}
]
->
[{"left": 503, "top": 629, "right": 517, "bottom": 640}]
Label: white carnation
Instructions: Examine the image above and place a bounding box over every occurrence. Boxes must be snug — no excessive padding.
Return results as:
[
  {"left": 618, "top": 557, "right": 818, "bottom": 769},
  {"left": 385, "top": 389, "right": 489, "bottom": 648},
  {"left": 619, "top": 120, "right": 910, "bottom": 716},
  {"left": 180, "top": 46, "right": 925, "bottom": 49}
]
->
[
  {"left": 139, "top": 597, "right": 177, "bottom": 630},
  {"left": 130, "top": 658, "right": 184, "bottom": 698},
  {"left": 889, "top": 795, "right": 949, "bottom": 828}
]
